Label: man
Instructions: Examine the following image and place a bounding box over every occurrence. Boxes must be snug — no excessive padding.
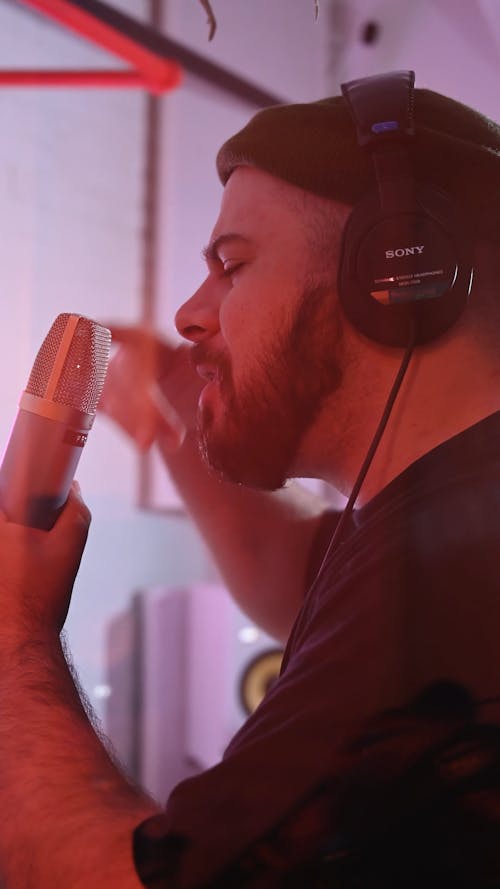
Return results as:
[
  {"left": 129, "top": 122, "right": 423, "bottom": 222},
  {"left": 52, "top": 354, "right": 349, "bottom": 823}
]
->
[{"left": 0, "top": 75, "right": 498, "bottom": 888}]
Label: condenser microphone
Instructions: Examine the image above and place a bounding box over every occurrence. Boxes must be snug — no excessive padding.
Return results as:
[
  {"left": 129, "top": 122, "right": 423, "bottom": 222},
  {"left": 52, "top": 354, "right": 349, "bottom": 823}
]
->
[{"left": 0, "top": 313, "right": 111, "bottom": 530}]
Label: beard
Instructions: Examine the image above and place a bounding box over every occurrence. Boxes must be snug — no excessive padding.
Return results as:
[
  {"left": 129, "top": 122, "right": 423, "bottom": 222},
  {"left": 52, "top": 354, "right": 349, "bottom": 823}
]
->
[{"left": 194, "top": 281, "right": 344, "bottom": 490}]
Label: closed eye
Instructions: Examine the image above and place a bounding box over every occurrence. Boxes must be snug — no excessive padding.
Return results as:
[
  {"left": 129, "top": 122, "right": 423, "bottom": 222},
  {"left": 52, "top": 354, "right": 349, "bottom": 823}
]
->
[{"left": 222, "top": 262, "right": 243, "bottom": 278}]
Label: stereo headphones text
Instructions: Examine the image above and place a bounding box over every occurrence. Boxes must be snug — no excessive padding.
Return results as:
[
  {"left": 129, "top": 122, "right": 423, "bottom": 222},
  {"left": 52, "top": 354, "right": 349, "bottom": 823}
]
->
[{"left": 338, "top": 70, "right": 474, "bottom": 347}]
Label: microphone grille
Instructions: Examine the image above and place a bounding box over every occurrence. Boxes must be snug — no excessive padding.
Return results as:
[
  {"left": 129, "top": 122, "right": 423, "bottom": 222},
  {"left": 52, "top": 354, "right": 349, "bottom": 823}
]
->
[{"left": 25, "top": 314, "right": 111, "bottom": 414}]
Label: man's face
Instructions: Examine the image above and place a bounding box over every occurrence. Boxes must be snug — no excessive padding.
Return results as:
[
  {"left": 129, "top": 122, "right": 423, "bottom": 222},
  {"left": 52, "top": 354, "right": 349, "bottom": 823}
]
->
[{"left": 175, "top": 167, "right": 344, "bottom": 489}]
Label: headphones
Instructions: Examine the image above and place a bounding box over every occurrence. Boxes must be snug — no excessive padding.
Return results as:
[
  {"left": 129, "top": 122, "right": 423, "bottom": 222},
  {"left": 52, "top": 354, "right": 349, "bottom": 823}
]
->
[{"left": 338, "top": 70, "right": 474, "bottom": 347}]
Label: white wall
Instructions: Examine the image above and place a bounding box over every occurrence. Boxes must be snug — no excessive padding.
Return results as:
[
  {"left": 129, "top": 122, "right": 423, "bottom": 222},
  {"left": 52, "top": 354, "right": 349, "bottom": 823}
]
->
[{"left": 323, "top": 0, "right": 499, "bottom": 116}]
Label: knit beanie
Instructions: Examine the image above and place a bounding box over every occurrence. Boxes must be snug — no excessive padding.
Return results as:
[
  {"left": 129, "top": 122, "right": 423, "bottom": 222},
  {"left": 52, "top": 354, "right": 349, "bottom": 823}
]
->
[{"left": 217, "top": 89, "right": 500, "bottom": 245}]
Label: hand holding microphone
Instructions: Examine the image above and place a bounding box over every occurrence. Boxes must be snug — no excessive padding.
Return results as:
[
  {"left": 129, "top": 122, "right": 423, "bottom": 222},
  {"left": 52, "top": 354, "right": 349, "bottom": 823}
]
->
[{"left": 0, "top": 314, "right": 111, "bottom": 530}]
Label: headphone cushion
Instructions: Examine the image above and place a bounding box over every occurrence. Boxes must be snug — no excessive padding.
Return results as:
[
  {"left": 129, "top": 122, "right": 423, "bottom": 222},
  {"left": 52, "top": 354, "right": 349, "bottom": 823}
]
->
[{"left": 338, "top": 185, "right": 473, "bottom": 346}]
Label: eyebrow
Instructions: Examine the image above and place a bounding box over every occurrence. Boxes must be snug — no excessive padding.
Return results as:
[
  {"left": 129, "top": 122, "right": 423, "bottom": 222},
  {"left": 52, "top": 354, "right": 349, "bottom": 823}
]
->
[{"left": 202, "top": 233, "right": 254, "bottom": 263}]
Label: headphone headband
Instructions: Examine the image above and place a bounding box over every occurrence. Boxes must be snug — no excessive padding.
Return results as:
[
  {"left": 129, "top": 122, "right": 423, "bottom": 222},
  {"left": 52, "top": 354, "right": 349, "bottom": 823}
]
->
[
  {"left": 343, "top": 71, "right": 416, "bottom": 214},
  {"left": 341, "top": 70, "right": 416, "bottom": 148}
]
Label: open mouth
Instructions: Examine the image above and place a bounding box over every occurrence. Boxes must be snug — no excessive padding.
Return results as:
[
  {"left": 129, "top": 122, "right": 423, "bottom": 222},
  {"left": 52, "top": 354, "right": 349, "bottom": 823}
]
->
[{"left": 195, "top": 364, "right": 218, "bottom": 382}]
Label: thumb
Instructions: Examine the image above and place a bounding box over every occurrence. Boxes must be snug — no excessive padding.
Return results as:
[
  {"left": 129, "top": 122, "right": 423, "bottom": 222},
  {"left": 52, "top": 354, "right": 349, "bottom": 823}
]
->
[{"left": 52, "top": 482, "right": 92, "bottom": 547}]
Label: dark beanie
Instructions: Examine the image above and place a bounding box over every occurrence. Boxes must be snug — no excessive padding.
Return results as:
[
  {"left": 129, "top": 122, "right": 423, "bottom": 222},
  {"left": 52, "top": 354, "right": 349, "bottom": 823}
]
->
[{"left": 217, "top": 89, "right": 500, "bottom": 244}]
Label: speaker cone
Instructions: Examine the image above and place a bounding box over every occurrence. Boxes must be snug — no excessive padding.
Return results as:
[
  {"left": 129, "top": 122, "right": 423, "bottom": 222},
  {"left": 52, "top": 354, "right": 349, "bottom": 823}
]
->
[{"left": 239, "top": 649, "right": 283, "bottom": 715}]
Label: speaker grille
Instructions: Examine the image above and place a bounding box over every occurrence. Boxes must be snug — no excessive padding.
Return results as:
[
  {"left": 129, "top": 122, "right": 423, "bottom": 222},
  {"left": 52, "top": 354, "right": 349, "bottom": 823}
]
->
[{"left": 25, "top": 314, "right": 111, "bottom": 414}]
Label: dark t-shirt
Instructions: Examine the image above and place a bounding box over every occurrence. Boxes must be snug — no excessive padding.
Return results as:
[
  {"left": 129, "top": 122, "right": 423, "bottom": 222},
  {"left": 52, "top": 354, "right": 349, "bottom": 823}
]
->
[{"left": 134, "top": 412, "right": 500, "bottom": 888}]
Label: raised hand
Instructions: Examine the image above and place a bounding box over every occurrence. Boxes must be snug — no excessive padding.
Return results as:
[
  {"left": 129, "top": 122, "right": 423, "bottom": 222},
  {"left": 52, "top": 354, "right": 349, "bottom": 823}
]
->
[{"left": 99, "top": 325, "right": 202, "bottom": 453}]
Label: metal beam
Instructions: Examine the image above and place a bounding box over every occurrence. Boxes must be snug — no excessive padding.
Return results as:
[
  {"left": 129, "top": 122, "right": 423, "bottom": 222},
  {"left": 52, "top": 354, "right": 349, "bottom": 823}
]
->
[{"left": 15, "top": 0, "right": 285, "bottom": 105}]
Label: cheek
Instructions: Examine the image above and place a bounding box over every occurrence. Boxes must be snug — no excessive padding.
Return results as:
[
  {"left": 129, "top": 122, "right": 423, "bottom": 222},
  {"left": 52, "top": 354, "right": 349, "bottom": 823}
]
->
[
  {"left": 218, "top": 287, "right": 271, "bottom": 363},
  {"left": 219, "top": 270, "right": 297, "bottom": 360}
]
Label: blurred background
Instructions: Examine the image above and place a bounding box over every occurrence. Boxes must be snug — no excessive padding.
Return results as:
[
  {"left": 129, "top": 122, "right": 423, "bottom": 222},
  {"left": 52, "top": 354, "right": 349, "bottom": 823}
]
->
[{"left": 0, "top": 0, "right": 498, "bottom": 802}]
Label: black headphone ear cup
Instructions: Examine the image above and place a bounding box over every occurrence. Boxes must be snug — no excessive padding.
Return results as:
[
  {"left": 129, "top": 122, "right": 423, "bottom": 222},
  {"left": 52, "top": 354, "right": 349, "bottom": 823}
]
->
[{"left": 338, "top": 185, "right": 473, "bottom": 347}]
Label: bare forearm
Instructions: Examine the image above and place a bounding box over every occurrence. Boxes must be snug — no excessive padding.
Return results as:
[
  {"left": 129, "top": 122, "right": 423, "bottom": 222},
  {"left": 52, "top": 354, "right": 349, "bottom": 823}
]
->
[
  {"left": 0, "top": 633, "right": 159, "bottom": 889},
  {"left": 158, "top": 429, "right": 331, "bottom": 641}
]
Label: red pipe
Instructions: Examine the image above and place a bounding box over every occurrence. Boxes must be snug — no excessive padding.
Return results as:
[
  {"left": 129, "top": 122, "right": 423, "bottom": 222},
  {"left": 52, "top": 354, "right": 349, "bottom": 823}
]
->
[
  {"left": 17, "top": 0, "right": 182, "bottom": 92},
  {"left": 0, "top": 69, "right": 181, "bottom": 93}
]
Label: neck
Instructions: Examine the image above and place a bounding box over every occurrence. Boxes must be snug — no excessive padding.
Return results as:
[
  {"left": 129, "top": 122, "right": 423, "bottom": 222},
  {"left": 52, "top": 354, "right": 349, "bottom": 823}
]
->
[{"left": 296, "top": 319, "right": 500, "bottom": 506}]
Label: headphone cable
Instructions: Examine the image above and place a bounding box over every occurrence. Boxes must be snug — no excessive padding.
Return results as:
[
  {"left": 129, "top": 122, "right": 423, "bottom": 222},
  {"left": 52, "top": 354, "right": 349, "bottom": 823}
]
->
[{"left": 319, "top": 321, "right": 417, "bottom": 566}]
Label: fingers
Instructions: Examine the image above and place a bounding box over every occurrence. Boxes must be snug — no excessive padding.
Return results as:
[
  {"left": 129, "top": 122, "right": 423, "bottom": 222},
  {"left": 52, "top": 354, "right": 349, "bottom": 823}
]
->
[
  {"left": 101, "top": 322, "right": 179, "bottom": 354},
  {"left": 98, "top": 324, "right": 191, "bottom": 452},
  {"left": 99, "top": 351, "right": 166, "bottom": 450},
  {"left": 49, "top": 482, "right": 91, "bottom": 549},
  {"left": 0, "top": 484, "right": 90, "bottom": 536},
  {"left": 64, "top": 481, "right": 92, "bottom": 528},
  {"left": 149, "top": 382, "right": 186, "bottom": 451},
  {"left": 101, "top": 322, "right": 153, "bottom": 344},
  {"left": 101, "top": 323, "right": 176, "bottom": 382},
  {"left": 0, "top": 482, "right": 91, "bottom": 637}
]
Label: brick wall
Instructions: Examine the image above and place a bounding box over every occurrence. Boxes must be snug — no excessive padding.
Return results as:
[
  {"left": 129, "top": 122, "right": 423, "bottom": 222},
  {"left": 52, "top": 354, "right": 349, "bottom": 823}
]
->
[{"left": 0, "top": 0, "right": 147, "bottom": 501}]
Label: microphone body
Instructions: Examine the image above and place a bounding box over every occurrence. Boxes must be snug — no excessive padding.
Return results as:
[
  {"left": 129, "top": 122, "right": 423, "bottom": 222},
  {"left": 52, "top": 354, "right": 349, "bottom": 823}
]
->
[{"left": 0, "top": 314, "right": 111, "bottom": 530}]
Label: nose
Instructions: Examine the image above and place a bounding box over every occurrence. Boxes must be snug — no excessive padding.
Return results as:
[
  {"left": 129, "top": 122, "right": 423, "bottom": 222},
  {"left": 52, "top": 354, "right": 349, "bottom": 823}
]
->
[{"left": 175, "top": 279, "right": 220, "bottom": 343}]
